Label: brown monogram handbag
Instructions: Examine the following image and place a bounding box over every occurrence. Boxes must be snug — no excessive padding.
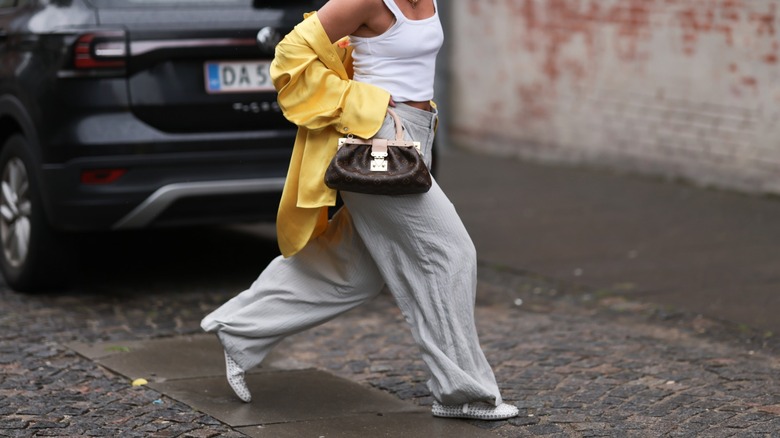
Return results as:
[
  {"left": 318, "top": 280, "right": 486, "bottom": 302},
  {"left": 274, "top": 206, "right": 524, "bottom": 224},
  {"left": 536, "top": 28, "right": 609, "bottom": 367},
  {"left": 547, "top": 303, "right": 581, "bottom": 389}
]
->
[{"left": 324, "top": 108, "right": 432, "bottom": 195}]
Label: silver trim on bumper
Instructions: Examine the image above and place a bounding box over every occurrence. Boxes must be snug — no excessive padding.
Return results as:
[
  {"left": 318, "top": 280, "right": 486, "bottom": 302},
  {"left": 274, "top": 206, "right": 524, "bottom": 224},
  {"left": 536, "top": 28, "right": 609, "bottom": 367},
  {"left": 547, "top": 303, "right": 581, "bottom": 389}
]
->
[
  {"left": 130, "top": 38, "right": 257, "bottom": 56},
  {"left": 112, "top": 178, "right": 286, "bottom": 230}
]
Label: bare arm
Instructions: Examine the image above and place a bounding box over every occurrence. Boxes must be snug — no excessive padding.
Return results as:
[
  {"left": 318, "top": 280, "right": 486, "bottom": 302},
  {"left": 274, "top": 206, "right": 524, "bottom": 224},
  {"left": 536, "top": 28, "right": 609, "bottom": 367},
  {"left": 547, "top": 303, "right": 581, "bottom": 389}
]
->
[
  {"left": 317, "top": 0, "right": 394, "bottom": 106},
  {"left": 317, "top": 0, "right": 376, "bottom": 43}
]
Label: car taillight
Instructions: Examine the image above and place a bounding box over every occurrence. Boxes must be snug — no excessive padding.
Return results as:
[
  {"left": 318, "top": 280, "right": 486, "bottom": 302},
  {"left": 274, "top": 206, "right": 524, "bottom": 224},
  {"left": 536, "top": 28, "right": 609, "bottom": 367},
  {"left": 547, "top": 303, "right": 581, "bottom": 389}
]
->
[
  {"left": 73, "top": 31, "right": 127, "bottom": 70},
  {"left": 81, "top": 169, "right": 127, "bottom": 185}
]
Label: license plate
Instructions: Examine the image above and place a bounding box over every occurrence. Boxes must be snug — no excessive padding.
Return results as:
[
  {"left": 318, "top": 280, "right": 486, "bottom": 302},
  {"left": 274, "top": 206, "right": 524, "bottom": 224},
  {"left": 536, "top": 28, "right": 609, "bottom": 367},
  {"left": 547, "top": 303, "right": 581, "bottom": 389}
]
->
[{"left": 204, "top": 60, "right": 274, "bottom": 93}]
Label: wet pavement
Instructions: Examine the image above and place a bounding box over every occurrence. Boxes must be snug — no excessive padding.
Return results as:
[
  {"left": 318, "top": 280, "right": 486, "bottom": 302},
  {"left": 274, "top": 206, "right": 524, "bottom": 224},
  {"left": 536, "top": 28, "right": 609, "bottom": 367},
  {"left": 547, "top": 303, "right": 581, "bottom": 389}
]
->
[{"left": 1, "top": 149, "right": 780, "bottom": 437}]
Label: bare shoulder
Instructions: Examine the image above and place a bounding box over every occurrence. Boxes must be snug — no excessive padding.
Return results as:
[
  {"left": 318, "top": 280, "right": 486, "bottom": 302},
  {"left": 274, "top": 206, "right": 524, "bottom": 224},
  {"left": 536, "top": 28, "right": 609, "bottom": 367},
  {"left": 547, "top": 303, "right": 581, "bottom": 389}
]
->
[{"left": 317, "top": 0, "right": 385, "bottom": 42}]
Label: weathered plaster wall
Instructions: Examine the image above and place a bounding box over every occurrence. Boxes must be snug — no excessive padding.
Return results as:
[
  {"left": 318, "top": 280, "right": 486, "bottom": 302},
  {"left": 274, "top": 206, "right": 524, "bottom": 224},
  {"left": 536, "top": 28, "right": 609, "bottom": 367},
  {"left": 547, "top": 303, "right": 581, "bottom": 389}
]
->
[{"left": 451, "top": 0, "right": 780, "bottom": 194}]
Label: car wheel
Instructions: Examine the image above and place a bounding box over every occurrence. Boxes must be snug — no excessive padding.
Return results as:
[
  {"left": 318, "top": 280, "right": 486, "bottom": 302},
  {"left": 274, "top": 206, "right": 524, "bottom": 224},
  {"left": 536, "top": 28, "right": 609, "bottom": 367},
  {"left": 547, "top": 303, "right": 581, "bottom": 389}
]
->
[{"left": 0, "top": 135, "right": 69, "bottom": 292}]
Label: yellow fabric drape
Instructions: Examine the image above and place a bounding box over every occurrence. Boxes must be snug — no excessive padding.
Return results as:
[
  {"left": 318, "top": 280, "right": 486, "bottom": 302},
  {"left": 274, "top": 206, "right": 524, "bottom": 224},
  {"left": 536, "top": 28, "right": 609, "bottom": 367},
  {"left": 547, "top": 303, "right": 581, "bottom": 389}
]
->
[{"left": 270, "top": 12, "right": 391, "bottom": 256}]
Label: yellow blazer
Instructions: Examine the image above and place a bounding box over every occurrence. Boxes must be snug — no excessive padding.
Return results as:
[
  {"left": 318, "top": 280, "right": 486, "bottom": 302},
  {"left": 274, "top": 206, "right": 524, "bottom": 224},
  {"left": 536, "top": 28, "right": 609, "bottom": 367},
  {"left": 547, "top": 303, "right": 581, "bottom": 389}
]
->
[{"left": 270, "top": 12, "right": 391, "bottom": 256}]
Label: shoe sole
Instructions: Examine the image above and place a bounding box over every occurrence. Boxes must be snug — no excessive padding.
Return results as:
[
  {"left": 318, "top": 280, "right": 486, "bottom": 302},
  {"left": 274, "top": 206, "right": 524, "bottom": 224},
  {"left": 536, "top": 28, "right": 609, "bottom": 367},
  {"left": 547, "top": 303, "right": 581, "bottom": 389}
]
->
[{"left": 431, "top": 408, "right": 519, "bottom": 420}]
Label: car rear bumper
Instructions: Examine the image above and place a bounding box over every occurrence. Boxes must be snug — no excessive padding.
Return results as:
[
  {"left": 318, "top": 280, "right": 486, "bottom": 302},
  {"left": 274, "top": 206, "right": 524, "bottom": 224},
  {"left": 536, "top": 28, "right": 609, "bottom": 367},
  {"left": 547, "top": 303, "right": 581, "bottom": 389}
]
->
[
  {"left": 39, "top": 136, "right": 294, "bottom": 231},
  {"left": 112, "top": 177, "right": 285, "bottom": 229}
]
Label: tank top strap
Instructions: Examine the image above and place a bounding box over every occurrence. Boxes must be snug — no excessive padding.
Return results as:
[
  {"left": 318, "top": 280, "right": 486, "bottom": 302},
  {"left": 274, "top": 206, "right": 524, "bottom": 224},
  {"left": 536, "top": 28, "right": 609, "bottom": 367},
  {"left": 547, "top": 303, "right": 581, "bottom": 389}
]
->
[
  {"left": 381, "top": 0, "right": 438, "bottom": 21},
  {"left": 381, "top": 0, "right": 405, "bottom": 21}
]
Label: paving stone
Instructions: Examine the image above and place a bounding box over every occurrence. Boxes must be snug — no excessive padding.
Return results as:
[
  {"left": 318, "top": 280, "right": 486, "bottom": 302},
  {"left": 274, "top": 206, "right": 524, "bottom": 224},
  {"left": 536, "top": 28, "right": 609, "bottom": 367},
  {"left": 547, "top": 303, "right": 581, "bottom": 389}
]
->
[
  {"left": 181, "top": 428, "right": 223, "bottom": 438},
  {"left": 16, "top": 405, "right": 54, "bottom": 416},
  {"left": 0, "top": 431, "right": 33, "bottom": 438},
  {"left": 665, "top": 422, "right": 711, "bottom": 437},
  {"left": 0, "top": 419, "right": 28, "bottom": 429},
  {"left": 546, "top": 413, "right": 590, "bottom": 424},
  {"left": 27, "top": 419, "right": 68, "bottom": 429},
  {"left": 743, "top": 418, "right": 780, "bottom": 433},
  {"left": 522, "top": 423, "right": 567, "bottom": 435},
  {"left": 508, "top": 415, "right": 540, "bottom": 426}
]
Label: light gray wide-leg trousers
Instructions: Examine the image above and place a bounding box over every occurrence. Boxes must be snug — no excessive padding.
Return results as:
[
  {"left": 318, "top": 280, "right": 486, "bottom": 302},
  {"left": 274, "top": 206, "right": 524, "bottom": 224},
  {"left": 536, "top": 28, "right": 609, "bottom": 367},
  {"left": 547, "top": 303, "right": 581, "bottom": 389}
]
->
[{"left": 201, "top": 104, "right": 502, "bottom": 406}]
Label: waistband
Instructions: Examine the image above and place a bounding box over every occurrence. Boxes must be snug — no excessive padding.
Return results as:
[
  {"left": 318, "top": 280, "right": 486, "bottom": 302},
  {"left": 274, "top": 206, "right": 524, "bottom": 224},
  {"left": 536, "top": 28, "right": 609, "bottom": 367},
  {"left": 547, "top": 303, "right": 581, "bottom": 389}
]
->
[{"left": 391, "top": 102, "right": 438, "bottom": 127}]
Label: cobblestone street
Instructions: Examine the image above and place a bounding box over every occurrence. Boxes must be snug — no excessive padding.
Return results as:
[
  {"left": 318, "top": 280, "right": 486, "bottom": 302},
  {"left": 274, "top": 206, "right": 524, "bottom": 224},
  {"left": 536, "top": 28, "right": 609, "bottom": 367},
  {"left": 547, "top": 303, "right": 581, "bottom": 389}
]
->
[
  {"left": 0, "top": 269, "right": 246, "bottom": 437},
  {"left": 1, "top": 236, "right": 779, "bottom": 437}
]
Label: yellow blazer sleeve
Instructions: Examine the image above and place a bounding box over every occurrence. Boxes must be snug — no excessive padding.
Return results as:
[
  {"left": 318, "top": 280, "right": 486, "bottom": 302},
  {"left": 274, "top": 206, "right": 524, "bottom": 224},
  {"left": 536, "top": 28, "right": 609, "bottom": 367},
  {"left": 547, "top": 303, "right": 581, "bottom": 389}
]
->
[
  {"left": 271, "top": 13, "right": 391, "bottom": 257},
  {"left": 270, "top": 13, "right": 390, "bottom": 138}
]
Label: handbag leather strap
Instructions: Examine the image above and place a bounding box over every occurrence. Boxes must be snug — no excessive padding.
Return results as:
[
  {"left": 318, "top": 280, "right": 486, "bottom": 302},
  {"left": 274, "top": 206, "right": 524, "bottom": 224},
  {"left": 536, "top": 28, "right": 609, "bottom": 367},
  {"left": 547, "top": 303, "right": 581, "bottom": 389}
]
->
[
  {"left": 386, "top": 108, "right": 404, "bottom": 141},
  {"left": 336, "top": 107, "right": 420, "bottom": 152},
  {"left": 372, "top": 138, "right": 388, "bottom": 155}
]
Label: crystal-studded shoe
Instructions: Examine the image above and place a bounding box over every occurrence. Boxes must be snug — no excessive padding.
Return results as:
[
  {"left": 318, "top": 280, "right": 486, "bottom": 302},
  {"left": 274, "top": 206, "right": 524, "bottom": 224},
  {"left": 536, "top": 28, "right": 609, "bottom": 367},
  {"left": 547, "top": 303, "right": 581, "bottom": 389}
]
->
[
  {"left": 431, "top": 401, "right": 519, "bottom": 420},
  {"left": 224, "top": 350, "right": 251, "bottom": 403}
]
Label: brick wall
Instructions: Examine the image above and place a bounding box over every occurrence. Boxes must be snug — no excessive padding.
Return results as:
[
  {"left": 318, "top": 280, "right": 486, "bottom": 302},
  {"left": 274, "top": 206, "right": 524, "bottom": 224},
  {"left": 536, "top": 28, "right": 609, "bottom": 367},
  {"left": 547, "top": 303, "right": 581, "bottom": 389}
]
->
[{"left": 450, "top": 0, "right": 780, "bottom": 194}]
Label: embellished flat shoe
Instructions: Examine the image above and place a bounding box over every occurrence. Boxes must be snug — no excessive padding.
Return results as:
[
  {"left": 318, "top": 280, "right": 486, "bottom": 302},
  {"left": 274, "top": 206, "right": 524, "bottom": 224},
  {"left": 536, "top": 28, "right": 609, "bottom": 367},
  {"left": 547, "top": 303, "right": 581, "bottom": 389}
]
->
[
  {"left": 431, "top": 401, "right": 519, "bottom": 420},
  {"left": 224, "top": 350, "right": 251, "bottom": 403}
]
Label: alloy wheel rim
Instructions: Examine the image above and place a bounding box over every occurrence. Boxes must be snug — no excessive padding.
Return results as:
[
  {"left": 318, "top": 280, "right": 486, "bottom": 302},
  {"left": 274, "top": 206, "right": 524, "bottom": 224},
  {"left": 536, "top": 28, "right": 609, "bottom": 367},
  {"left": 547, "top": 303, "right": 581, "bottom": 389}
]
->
[{"left": 0, "top": 157, "right": 32, "bottom": 268}]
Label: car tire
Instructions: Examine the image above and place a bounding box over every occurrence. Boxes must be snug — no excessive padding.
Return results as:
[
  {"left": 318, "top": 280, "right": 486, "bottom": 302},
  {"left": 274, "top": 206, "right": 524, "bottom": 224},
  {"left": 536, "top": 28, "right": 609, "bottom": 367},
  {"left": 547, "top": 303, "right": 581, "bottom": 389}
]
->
[{"left": 0, "top": 135, "right": 70, "bottom": 292}]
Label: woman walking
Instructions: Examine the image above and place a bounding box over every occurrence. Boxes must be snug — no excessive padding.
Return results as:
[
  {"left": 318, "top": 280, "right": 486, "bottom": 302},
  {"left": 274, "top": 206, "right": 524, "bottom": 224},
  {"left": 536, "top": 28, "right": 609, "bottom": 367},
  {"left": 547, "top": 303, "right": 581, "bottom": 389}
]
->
[{"left": 201, "top": 0, "right": 519, "bottom": 420}]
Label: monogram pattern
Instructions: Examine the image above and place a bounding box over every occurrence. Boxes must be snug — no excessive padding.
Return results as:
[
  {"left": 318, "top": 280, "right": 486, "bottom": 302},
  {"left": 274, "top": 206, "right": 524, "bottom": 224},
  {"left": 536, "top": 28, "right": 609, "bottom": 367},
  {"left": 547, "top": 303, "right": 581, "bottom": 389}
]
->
[{"left": 324, "top": 143, "right": 432, "bottom": 195}]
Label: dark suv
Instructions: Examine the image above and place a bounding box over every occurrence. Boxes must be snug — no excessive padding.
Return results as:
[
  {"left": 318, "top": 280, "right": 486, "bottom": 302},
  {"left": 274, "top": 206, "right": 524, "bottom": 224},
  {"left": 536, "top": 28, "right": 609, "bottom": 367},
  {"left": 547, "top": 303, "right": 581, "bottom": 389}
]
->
[{"left": 0, "top": 0, "right": 324, "bottom": 291}]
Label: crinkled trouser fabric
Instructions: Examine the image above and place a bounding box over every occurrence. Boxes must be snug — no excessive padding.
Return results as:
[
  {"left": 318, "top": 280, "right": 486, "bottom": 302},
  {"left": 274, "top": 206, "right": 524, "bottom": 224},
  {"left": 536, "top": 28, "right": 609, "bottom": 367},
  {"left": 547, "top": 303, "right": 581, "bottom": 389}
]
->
[{"left": 201, "top": 103, "right": 503, "bottom": 406}]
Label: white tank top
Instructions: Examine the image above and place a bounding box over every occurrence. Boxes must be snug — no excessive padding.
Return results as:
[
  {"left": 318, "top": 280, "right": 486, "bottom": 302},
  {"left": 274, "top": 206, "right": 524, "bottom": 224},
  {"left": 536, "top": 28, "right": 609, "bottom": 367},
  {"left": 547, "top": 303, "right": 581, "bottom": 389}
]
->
[{"left": 349, "top": 0, "right": 443, "bottom": 102}]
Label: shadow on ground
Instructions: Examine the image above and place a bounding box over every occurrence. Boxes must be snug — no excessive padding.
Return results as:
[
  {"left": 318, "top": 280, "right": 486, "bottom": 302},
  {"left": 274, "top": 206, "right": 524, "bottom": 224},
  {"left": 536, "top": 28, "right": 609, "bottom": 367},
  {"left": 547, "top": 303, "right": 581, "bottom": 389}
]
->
[{"left": 67, "top": 224, "right": 280, "bottom": 295}]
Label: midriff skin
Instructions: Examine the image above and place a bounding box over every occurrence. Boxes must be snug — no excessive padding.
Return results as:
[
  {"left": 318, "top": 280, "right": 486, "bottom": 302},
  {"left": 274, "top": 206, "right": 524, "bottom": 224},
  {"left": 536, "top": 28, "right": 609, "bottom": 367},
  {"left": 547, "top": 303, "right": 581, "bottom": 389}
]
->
[{"left": 399, "top": 100, "right": 432, "bottom": 111}]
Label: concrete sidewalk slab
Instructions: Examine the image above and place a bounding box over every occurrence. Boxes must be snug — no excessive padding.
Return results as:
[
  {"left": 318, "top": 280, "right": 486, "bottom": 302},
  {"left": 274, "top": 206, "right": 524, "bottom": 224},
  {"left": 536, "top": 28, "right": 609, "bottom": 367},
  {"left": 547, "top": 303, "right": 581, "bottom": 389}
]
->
[
  {"left": 67, "top": 336, "right": 497, "bottom": 437},
  {"left": 151, "top": 371, "right": 421, "bottom": 426},
  {"left": 438, "top": 150, "right": 780, "bottom": 333},
  {"left": 69, "top": 335, "right": 264, "bottom": 381},
  {"left": 67, "top": 334, "right": 310, "bottom": 381}
]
